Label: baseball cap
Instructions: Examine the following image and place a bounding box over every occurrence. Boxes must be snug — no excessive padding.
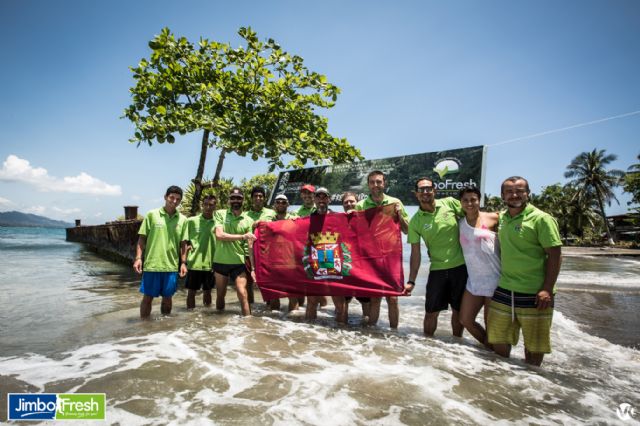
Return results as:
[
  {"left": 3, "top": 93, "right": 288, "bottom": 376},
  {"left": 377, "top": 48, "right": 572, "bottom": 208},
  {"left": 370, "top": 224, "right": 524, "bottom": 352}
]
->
[
  {"left": 314, "top": 187, "right": 330, "bottom": 196},
  {"left": 275, "top": 194, "right": 288, "bottom": 202},
  {"left": 300, "top": 184, "right": 316, "bottom": 193}
]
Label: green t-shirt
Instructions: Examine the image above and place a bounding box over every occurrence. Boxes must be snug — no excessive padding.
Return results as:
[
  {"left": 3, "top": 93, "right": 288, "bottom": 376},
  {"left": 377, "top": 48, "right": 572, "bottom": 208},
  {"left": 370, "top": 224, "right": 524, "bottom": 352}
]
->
[
  {"left": 138, "top": 207, "right": 186, "bottom": 272},
  {"left": 271, "top": 212, "right": 299, "bottom": 221},
  {"left": 498, "top": 204, "right": 562, "bottom": 294},
  {"left": 181, "top": 214, "right": 216, "bottom": 271},
  {"left": 407, "top": 197, "right": 465, "bottom": 271},
  {"left": 355, "top": 194, "right": 410, "bottom": 222},
  {"left": 213, "top": 209, "right": 254, "bottom": 265},
  {"left": 246, "top": 207, "right": 276, "bottom": 222},
  {"left": 295, "top": 205, "right": 316, "bottom": 217}
]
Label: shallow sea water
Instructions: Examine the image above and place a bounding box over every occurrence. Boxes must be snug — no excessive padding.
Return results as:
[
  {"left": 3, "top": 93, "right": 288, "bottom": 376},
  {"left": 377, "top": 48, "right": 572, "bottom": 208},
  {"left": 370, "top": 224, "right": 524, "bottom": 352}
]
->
[{"left": 1, "top": 227, "right": 639, "bottom": 425}]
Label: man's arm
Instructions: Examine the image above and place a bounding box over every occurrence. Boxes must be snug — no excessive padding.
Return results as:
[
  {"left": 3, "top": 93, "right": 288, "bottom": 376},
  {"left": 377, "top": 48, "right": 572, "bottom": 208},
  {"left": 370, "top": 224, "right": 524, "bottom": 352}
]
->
[
  {"left": 133, "top": 235, "right": 146, "bottom": 274},
  {"left": 536, "top": 246, "right": 562, "bottom": 310},
  {"left": 404, "top": 243, "right": 421, "bottom": 295},
  {"left": 179, "top": 241, "right": 191, "bottom": 278},
  {"left": 394, "top": 203, "right": 409, "bottom": 234},
  {"left": 215, "top": 226, "right": 256, "bottom": 243}
]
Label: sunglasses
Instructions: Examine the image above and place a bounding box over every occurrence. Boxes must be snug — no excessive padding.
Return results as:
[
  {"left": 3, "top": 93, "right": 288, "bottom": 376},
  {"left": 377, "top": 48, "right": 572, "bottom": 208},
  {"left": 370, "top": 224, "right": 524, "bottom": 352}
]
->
[
  {"left": 229, "top": 196, "right": 244, "bottom": 201},
  {"left": 275, "top": 200, "right": 288, "bottom": 204},
  {"left": 416, "top": 186, "right": 434, "bottom": 193}
]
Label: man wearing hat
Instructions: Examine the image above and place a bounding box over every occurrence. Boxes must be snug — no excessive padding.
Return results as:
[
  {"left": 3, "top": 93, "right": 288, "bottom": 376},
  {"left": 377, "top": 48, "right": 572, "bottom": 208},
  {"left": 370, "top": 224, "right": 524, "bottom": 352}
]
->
[
  {"left": 296, "top": 184, "right": 317, "bottom": 217},
  {"left": 265, "top": 194, "right": 301, "bottom": 311},
  {"left": 213, "top": 187, "right": 257, "bottom": 316},
  {"left": 305, "top": 186, "right": 333, "bottom": 320}
]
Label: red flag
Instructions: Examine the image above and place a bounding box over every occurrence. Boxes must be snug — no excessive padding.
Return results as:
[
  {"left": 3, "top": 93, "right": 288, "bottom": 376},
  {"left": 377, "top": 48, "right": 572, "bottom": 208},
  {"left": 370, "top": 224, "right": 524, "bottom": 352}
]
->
[{"left": 254, "top": 205, "right": 404, "bottom": 299}]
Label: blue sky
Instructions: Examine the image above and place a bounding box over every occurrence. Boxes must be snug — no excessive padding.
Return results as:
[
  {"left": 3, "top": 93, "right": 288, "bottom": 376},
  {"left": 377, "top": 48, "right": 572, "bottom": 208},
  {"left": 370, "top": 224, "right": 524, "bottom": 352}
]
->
[{"left": 1, "top": 0, "right": 638, "bottom": 224}]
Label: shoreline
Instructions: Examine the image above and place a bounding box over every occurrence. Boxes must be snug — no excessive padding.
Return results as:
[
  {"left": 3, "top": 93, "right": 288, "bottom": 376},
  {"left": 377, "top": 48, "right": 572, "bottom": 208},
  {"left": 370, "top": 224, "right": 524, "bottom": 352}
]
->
[{"left": 562, "top": 246, "right": 640, "bottom": 257}]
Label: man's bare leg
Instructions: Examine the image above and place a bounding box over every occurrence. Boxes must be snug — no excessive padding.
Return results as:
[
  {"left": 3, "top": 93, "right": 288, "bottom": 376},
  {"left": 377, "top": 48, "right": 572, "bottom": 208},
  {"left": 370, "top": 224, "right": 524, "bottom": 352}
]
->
[
  {"left": 368, "top": 297, "right": 382, "bottom": 326},
  {"left": 451, "top": 309, "right": 463, "bottom": 337},
  {"left": 332, "top": 296, "right": 348, "bottom": 324},
  {"left": 319, "top": 296, "right": 328, "bottom": 308},
  {"left": 424, "top": 312, "right": 440, "bottom": 336},
  {"left": 306, "top": 296, "right": 319, "bottom": 320},
  {"left": 187, "top": 289, "right": 197, "bottom": 310},
  {"left": 203, "top": 290, "right": 212, "bottom": 307},
  {"left": 493, "top": 344, "right": 511, "bottom": 358},
  {"left": 288, "top": 297, "right": 300, "bottom": 311},
  {"left": 140, "top": 295, "right": 153, "bottom": 319},
  {"left": 386, "top": 296, "right": 399, "bottom": 329},
  {"left": 524, "top": 348, "right": 544, "bottom": 366},
  {"left": 160, "top": 296, "right": 172, "bottom": 315},
  {"left": 235, "top": 273, "right": 251, "bottom": 316},
  {"left": 268, "top": 298, "right": 281, "bottom": 310},
  {"left": 215, "top": 273, "right": 229, "bottom": 311}
]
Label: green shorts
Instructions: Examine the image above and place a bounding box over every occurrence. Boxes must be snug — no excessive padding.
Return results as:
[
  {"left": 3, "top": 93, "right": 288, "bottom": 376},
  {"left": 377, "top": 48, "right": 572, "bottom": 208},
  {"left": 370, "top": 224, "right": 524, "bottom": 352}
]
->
[{"left": 487, "top": 293, "right": 553, "bottom": 354}]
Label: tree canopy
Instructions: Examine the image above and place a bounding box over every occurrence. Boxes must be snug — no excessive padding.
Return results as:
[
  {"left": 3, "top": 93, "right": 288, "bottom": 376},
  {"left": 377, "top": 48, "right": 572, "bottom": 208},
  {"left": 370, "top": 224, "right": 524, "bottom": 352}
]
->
[{"left": 124, "top": 27, "right": 363, "bottom": 214}]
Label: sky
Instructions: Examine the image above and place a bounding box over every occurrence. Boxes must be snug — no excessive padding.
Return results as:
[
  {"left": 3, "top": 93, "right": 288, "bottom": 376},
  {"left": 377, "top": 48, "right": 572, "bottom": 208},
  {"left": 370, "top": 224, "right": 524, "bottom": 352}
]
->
[{"left": 1, "top": 0, "right": 639, "bottom": 224}]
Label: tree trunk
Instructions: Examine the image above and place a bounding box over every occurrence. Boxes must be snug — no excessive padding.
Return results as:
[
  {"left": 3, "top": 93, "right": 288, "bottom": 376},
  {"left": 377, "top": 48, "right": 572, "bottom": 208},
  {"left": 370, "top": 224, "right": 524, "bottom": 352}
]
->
[
  {"left": 595, "top": 188, "right": 615, "bottom": 245},
  {"left": 212, "top": 148, "right": 227, "bottom": 186},
  {"left": 190, "top": 129, "right": 210, "bottom": 216}
]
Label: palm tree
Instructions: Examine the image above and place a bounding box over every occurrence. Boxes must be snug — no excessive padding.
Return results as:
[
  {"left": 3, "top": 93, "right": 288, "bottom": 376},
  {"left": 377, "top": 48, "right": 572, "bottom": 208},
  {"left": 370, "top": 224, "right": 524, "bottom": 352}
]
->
[
  {"left": 564, "top": 149, "right": 625, "bottom": 244},
  {"left": 623, "top": 153, "right": 640, "bottom": 206}
]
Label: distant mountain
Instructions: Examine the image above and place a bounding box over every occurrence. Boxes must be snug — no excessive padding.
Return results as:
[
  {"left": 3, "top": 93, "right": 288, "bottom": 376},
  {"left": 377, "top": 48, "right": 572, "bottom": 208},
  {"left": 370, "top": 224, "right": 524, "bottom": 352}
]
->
[{"left": 0, "top": 211, "right": 74, "bottom": 228}]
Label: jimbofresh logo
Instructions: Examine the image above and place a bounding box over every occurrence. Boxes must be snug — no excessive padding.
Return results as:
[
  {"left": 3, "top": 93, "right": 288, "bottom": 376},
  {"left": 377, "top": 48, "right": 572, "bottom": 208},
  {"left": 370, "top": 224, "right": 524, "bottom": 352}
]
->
[
  {"left": 433, "top": 158, "right": 460, "bottom": 179},
  {"left": 8, "top": 393, "right": 105, "bottom": 421}
]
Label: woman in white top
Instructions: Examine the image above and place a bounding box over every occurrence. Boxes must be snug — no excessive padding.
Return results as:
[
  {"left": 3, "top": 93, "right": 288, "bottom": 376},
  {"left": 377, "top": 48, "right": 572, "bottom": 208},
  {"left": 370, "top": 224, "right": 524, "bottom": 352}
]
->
[{"left": 458, "top": 186, "right": 500, "bottom": 347}]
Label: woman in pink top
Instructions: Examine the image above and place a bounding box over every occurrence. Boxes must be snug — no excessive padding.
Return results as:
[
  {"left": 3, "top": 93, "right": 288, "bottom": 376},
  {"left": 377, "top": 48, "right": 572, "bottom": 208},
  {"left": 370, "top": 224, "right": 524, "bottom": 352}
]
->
[{"left": 458, "top": 186, "right": 500, "bottom": 347}]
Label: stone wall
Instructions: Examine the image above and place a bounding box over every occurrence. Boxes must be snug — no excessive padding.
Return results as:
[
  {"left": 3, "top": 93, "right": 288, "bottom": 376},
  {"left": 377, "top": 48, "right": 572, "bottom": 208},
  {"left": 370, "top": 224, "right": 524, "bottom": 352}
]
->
[{"left": 66, "top": 220, "right": 141, "bottom": 264}]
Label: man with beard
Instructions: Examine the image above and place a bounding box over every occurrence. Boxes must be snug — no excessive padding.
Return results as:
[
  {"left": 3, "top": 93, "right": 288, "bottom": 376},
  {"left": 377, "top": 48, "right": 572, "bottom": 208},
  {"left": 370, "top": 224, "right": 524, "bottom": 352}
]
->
[
  {"left": 266, "top": 194, "right": 300, "bottom": 311},
  {"left": 134, "top": 185, "right": 187, "bottom": 319},
  {"left": 213, "top": 187, "right": 257, "bottom": 316},
  {"left": 305, "top": 187, "right": 333, "bottom": 320},
  {"left": 355, "top": 171, "right": 409, "bottom": 329},
  {"left": 406, "top": 177, "right": 466, "bottom": 337},
  {"left": 180, "top": 194, "right": 217, "bottom": 310},
  {"left": 487, "top": 176, "right": 562, "bottom": 366}
]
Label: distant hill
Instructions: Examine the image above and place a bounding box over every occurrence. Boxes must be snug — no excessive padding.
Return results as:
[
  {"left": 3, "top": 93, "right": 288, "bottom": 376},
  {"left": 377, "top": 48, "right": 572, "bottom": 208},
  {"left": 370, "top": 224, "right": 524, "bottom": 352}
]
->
[{"left": 0, "top": 211, "right": 74, "bottom": 228}]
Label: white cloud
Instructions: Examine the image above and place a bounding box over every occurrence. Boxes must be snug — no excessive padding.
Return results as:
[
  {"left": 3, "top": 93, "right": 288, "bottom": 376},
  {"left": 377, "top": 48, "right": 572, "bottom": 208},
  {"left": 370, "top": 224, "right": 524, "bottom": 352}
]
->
[
  {"left": 131, "top": 195, "right": 141, "bottom": 201},
  {"left": 52, "top": 207, "right": 82, "bottom": 215},
  {"left": 94, "top": 212, "right": 103, "bottom": 218},
  {"left": 23, "top": 206, "right": 46, "bottom": 215},
  {"left": 0, "top": 196, "right": 12, "bottom": 206},
  {"left": 0, "top": 155, "right": 122, "bottom": 196}
]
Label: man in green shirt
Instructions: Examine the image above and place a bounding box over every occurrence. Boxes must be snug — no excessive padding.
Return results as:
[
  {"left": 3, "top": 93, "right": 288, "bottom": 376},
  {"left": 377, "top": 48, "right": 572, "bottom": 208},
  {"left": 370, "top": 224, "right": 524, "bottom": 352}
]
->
[
  {"left": 295, "top": 183, "right": 322, "bottom": 308},
  {"left": 295, "top": 184, "right": 316, "bottom": 217},
  {"left": 355, "top": 170, "right": 410, "bottom": 329},
  {"left": 247, "top": 186, "right": 276, "bottom": 224},
  {"left": 487, "top": 176, "right": 562, "bottom": 366},
  {"left": 266, "top": 194, "right": 300, "bottom": 311},
  {"left": 213, "top": 187, "right": 257, "bottom": 316},
  {"left": 180, "top": 194, "right": 217, "bottom": 310},
  {"left": 134, "top": 185, "right": 187, "bottom": 319},
  {"left": 406, "top": 177, "right": 467, "bottom": 337}
]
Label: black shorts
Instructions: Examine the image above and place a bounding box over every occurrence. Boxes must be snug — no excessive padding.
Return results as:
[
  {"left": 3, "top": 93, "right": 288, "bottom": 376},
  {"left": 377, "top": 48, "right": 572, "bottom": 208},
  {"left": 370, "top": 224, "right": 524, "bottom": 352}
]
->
[
  {"left": 425, "top": 264, "right": 468, "bottom": 313},
  {"left": 185, "top": 270, "right": 214, "bottom": 291},
  {"left": 344, "top": 296, "right": 370, "bottom": 304},
  {"left": 212, "top": 263, "right": 247, "bottom": 281}
]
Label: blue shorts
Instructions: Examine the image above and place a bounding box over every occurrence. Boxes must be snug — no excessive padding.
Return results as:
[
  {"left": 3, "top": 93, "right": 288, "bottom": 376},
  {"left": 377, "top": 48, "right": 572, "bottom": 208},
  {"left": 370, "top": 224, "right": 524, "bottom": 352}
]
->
[{"left": 140, "top": 272, "right": 179, "bottom": 298}]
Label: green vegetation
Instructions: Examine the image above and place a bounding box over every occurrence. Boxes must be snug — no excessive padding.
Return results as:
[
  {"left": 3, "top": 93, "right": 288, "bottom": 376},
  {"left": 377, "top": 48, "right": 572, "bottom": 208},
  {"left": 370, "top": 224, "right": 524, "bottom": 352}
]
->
[
  {"left": 124, "top": 27, "right": 362, "bottom": 216},
  {"left": 564, "top": 149, "right": 625, "bottom": 245}
]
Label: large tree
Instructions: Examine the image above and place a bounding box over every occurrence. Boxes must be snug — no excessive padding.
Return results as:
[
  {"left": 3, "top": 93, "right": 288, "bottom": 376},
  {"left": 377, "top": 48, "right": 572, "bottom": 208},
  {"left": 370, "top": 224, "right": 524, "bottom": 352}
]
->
[
  {"left": 124, "top": 27, "right": 362, "bottom": 215},
  {"left": 564, "top": 149, "right": 625, "bottom": 244}
]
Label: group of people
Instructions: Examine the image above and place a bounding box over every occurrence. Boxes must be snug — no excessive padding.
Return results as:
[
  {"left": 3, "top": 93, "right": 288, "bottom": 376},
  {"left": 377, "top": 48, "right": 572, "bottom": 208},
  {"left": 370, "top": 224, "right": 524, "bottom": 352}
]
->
[{"left": 133, "top": 171, "right": 561, "bottom": 367}]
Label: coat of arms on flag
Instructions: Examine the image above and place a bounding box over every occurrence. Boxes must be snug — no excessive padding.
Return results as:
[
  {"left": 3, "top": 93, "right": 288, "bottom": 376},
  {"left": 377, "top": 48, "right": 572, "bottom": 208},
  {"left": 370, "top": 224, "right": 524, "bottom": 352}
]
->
[{"left": 303, "top": 232, "right": 352, "bottom": 279}]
